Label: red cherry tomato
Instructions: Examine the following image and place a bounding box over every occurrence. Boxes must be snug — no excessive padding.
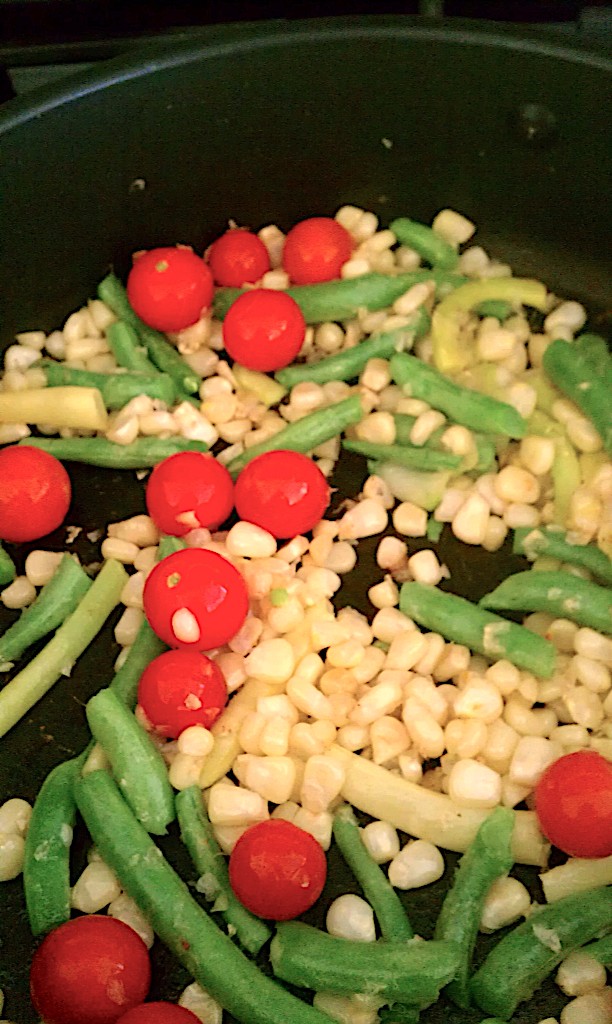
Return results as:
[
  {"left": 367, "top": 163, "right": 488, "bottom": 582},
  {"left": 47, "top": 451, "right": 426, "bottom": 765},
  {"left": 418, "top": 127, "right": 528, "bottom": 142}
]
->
[
  {"left": 0, "top": 445, "right": 71, "bottom": 543},
  {"left": 138, "top": 648, "right": 228, "bottom": 738},
  {"left": 222, "top": 289, "right": 305, "bottom": 372},
  {"left": 535, "top": 750, "right": 612, "bottom": 858},
  {"left": 234, "top": 450, "right": 330, "bottom": 539},
  {"left": 116, "top": 1003, "right": 201, "bottom": 1024},
  {"left": 127, "top": 247, "right": 213, "bottom": 332},
  {"left": 282, "top": 217, "right": 353, "bottom": 284},
  {"left": 208, "top": 229, "right": 270, "bottom": 287},
  {"left": 228, "top": 819, "right": 327, "bottom": 921},
  {"left": 30, "top": 916, "right": 151, "bottom": 1024},
  {"left": 145, "top": 452, "right": 234, "bottom": 536},
  {"left": 143, "top": 548, "right": 248, "bottom": 651}
]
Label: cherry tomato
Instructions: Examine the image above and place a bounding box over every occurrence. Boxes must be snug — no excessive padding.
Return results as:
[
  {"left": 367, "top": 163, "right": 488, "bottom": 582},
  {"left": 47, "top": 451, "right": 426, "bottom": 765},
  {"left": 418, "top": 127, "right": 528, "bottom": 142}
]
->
[
  {"left": 145, "top": 452, "right": 234, "bottom": 536},
  {"left": 127, "top": 247, "right": 213, "bottom": 333},
  {"left": 234, "top": 450, "right": 330, "bottom": 539},
  {"left": 208, "top": 228, "right": 270, "bottom": 287},
  {"left": 282, "top": 216, "right": 353, "bottom": 284},
  {"left": 0, "top": 445, "right": 71, "bottom": 543},
  {"left": 138, "top": 649, "right": 228, "bottom": 738},
  {"left": 116, "top": 1003, "right": 201, "bottom": 1024},
  {"left": 30, "top": 915, "right": 151, "bottom": 1024},
  {"left": 535, "top": 750, "right": 612, "bottom": 859},
  {"left": 228, "top": 819, "right": 327, "bottom": 921},
  {"left": 143, "top": 548, "right": 248, "bottom": 651},
  {"left": 222, "top": 289, "right": 305, "bottom": 372}
]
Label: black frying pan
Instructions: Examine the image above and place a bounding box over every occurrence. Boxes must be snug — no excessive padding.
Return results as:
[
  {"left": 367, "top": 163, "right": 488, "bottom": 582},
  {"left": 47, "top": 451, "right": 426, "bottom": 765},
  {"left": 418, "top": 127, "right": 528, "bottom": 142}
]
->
[{"left": 0, "top": 18, "right": 611, "bottom": 1024}]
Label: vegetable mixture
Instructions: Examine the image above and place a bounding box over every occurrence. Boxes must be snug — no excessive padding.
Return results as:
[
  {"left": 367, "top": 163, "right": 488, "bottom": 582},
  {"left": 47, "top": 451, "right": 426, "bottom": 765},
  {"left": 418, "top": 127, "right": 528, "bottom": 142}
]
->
[{"left": 0, "top": 205, "right": 611, "bottom": 1024}]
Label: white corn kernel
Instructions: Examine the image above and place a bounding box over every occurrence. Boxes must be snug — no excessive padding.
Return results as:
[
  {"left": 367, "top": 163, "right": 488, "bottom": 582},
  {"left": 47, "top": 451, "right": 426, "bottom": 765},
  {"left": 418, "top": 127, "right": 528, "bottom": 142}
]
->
[
  {"left": 0, "top": 833, "right": 26, "bottom": 880},
  {"left": 368, "top": 576, "right": 399, "bottom": 609},
  {"left": 237, "top": 754, "right": 296, "bottom": 804},
  {"left": 560, "top": 990, "right": 612, "bottom": 1024},
  {"left": 370, "top": 716, "right": 410, "bottom": 765},
  {"left": 24, "top": 550, "right": 63, "bottom": 587},
  {"left": 108, "top": 893, "right": 154, "bottom": 949},
  {"left": 0, "top": 798, "right": 32, "bottom": 837},
  {"left": 100, "top": 537, "right": 139, "bottom": 564},
  {"left": 386, "top": 630, "right": 427, "bottom": 671},
  {"left": 286, "top": 677, "right": 333, "bottom": 720},
  {"left": 207, "top": 783, "right": 269, "bottom": 828},
  {"left": 444, "top": 719, "right": 488, "bottom": 759},
  {"left": 71, "top": 860, "right": 121, "bottom": 913},
  {"left": 504, "top": 694, "right": 557, "bottom": 737},
  {"left": 392, "top": 501, "right": 428, "bottom": 537},
  {"left": 1, "top": 576, "right": 36, "bottom": 610},
  {"left": 519, "top": 436, "right": 556, "bottom": 476},
  {"left": 407, "top": 549, "right": 446, "bottom": 586},
  {"left": 226, "top": 521, "right": 276, "bottom": 559},
  {"left": 479, "top": 719, "right": 520, "bottom": 774},
  {"left": 177, "top": 726, "right": 215, "bottom": 757},
  {"left": 292, "top": 806, "right": 332, "bottom": 849},
  {"left": 402, "top": 698, "right": 445, "bottom": 759},
  {"left": 454, "top": 679, "right": 504, "bottom": 723},
  {"left": 372, "top": 606, "right": 414, "bottom": 644},
  {"left": 244, "top": 638, "right": 295, "bottom": 684},
  {"left": 448, "top": 758, "right": 502, "bottom": 808},
  {"left": 388, "top": 839, "right": 445, "bottom": 889},
  {"left": 352, "top": 679, "right": 404, "bottom": 726},
  {"left": 556, "top": 951, "right": 608, "bottom": 997},
  {"left": 355, "top": 410, "right": 396, "bottom": 445},
  {"left": 508, "top": 736, "right": 560, "bottom": 788},
  {"left": 479, "top": 876, "right": 531, "bottom": 932},
  {"left": 361, "top": 821, "right": 400, "bottom": 864},
  {"left": 452, "top": 492, "right": 490, "bottom": 545},
  {"left": 337, "top": 499, "right": 388, "bottom": 540},
  {"left": 545, "top": 301, "right": 586, "bottom": 335},
  {"left": 326, "top": 894, "right": 376, "bottom": 942},
  {"left": 564, "top": 685, "right": 604, "bottom": 730},
  {"left": 432, "top": 209, "right": 475, "bottom": 245},
  {"left": 179, "top": 983, "right": 223, "bottom": 1024},
  {"left": 169, "top": 753, "right": 206, "bottom": 791},
  {"left": 171, "top": 608, "right": 201, "bottom": 646},
  {"left": 108, "top": 514, "right": 159, "bottom": 547},
  {"left": 572, "top": 655, "right": 610, "bottom": 693},
  {"left": 301, "top": 755, "right": 345, "bottom": 813},
  {"left": 574, "top": 628, "right": 612, "bottom": 665},
  {"left": 114, "top": 607, "right": 145, "bottom": 647}
]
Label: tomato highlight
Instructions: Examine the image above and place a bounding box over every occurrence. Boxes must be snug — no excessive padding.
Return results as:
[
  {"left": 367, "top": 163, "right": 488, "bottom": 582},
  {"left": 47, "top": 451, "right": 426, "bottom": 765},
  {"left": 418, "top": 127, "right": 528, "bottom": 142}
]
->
[{"left": 127, "top": 247, "right": 213, "bottom": 333}]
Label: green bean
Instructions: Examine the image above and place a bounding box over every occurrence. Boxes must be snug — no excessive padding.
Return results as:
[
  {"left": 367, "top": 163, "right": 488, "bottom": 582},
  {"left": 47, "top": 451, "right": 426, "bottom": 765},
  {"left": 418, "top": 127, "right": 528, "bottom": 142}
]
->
[
  {"left": 399, "top": 582, "right": 556, "bottom": 678},
  {"left": 0, "top": 542, "right": 16, "bottom": 586},
  {"left": 106, "top": 319, "right": 158, "bottom": 373},
  {"left": 475, "top": 299, "right": 513, "bottom": 321},
  {"left": 394, "top": 415, "right": 496, "bottom": 474},
  {"left": 582, "top": 933, "right": 612, "bottom": 968},
  {"left": 543, "top": 338, "right": 612, "bottom": 454},
  {"left": 18, "top": 436, "right": 208, "bottom": 468},
  {"left": 227, "top": 394, "right": 363, "bottom": 476},
  {"left": 110, "top": 619, "right": 166, "bottom": 709},
  {"left": 480, "top": 570, "right": 612, "bottom": 635},
  {"left": 271, "top": 921, "right": 460, "bottom": 1008},
  {"left": 41, "top": 362, "right": 177, "bottom": 409},
  {"left": 369, "top": 462, "right": 451, "bottom": 510},
  {"left": 332, "top": 803, "right": 413, "bottom": 941},
  {"left": 343, "top": 439, "right": 461, "bottom": 472},
  {"left": 378, "top": 1006, "right": 420, "bottom": 1024},
  {"left": 23, "top": 754, "right": 85, "bottom": 936},
  {"left": 426, "top": 518, "right": 444, "bottom": 542},
  {"left": 551, "top": 435, "right": 581, "bottom": 528},
  {"left": 74, "top": 769, "right": 332, "bottom": 1024},
  {"left": 0, "top": 555, "right": 91, "bottom": 665},
  {"left": 157, "top": 534, "right": 187, "bottom": 558},
  {"left": 0, "top": 559, "right": 127, "bottom": 738},
  {"left": 98, "top": 273, "right": 200, "bottom": 396},
  {"left": 513, "top": 526, "right": 612, "bottom": 588},
  {"left": 275, "top": 320, "right": 427, "bottom": 390},
  {"left": 470, "top": 887, "right": 612, "bottom": 1019},
  {"left": 434, "top": 807, "right": 514, "bottom": 1009},
  {"left": 389, "top": 217, "right": 459, "bottom": 271},
  {"left": 86, "top": 687, "right": 175, "bottom": 835},
  {"left": 176, "top": 786, "right": 271, "bottom": 955},
  {"left": 213, "top": 270, "right": 467, "bottom": 324},
  {"left": 574, "top": 332, "right": 612, "bottom": 377},
  {"left": 390, "top": 352, "right": 526, "bottom": 439}
]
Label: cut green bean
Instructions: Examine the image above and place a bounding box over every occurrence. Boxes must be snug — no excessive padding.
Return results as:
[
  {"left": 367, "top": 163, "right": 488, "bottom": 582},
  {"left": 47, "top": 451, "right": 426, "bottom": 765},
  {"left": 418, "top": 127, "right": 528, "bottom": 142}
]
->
[
  {"left": 271, "top": 921, "right": 460, "bottom": 1008},
  {"left": 41, "top": 362, "right": 177, "bottom": 409},
  {"left": 390, "top": 352, "right": 526, "bottom": 439},
  {"left": 157, "top": 534, "right": 187, "bottom": 558},
  {"left": 574, "top": 332, "right": 612, "bottom": 377},
  {"left": 475, "top": 299, "right": 513, "bottom": 321},
  {"left": 389, "top": 217, "right": 459, "bottom": 271},
  {"left": 227, "top": 394, "right": 363, "bottom": 476},
  {"left": 213, "top": 270, "right": 467, "bottom": 324},
  {"left": 378, "top": 1006, "right": 420, "bottom": 1024},
  {"left": 74, "top": 769, "right": 332, "bottom": 1024},
  {"left": 86, "top": 687, "right": 175, "bottom": 835},
  {"left": 0, "top": 543, "right": 16, "bottom": 586},
  {"left": 0, "top": 559, "right": 127, "bottom": 738},
  {"left": 394, "top": 415, "right": 496, "bottom": 474},
  {"left": 98, "top": 273, "right": 200, "bottom": 396},
  {"left": 470, "top": 887, "right": 612, "bottom": 1019},
  {"left": 275, "top": 320, "right": 427, "bottom": 390},
  {"left": 176, "top": 786, "right": 271, "bottom": 955},
  {"left": 399, "top": 582, "right": 556, "bottom": 678},
  {"left": 23, "top": 753, "right": 86, "bottom": 936},
  {"left": 332, "top": 803, "right": 413, "bottom": 941},
  {"left": 343, "top": 438, "right": 461, "bottom": 472},
  {"left": 106, "top": 319, "right": 158, "bottom": 373},
  {"left": 110, "top": 619, "right": 166, "bottom": 709},
  {"left": 480, "top": 570, "right": 612, "bottom": 635},
  {"left": 18, "top": 436, "right": 208, "bottom": 468},
  {"left": 582, "top": 933, "right": 612, "bottom": 968},
  {"left": 0, "top": 555, "right": 91, "bottom": 665},
  {"left": 434, "top": 807, "right": 514, "bottom": 1009},
  {"left": 513, "top": 527, "right": 612, "bottom": 587},
  {"left": 543, "top": 338, "right": 612, "bottom": 454},
  {"left": 427, "top": 518, "right": 444, "bottom": 542},
  {"left": 370, "top": 462, "right": 451, "bottom": 511}
]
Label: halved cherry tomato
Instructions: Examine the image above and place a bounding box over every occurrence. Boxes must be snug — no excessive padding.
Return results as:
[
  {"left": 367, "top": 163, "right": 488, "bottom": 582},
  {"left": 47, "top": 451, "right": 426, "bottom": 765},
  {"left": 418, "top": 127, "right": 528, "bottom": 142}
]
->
[
  {"left": 116, "top": 1004, "right": 201, "bottom": 1024},
  {"left": 222, "top": 289, "right": 305, "bottom": 372},
  {"left": 535, "top": 750, "right": 612, "bottom": 858},
  {"left": 30, "top": 915, "right": 151, "bottom": 1024},
  {"left": 208, "top": 228, "right": 270, "bottom": 287},
  {"left": 145, "top": 452, "right": 234, "bottom": 536},
  {"left": 138, "top": 648, "right": 227, "bottom": 738},
  {"left": 234, "top": 450, "right": 329, "bottom": 539},
  {"left": 229, "top": 819, "right": 327, "bottom": 921},
  {"left": 0, "top": 445, "right": 71, "bottom": 543},
  {"left": 143, "top": 548, "right": 248, "bottom": 651},
  {"left": 127, "top": 247, "right": 213, "bottom": 333},
  {"left": 282, "top": 216, "right": 353, "bottom": 284}
]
